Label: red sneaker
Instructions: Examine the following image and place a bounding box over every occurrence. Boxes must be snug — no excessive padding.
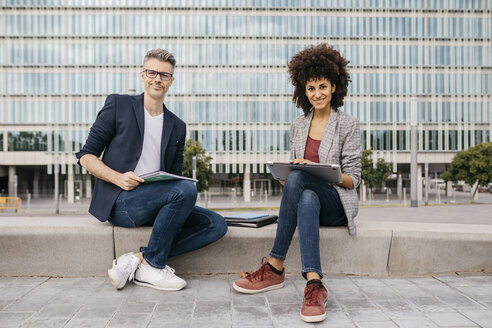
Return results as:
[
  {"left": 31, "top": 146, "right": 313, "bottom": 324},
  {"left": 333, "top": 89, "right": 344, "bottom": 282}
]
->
[
  {"left": 300, "top": 280, "right": 328, "bottom": 322},
  {"left": 233, "top": 257, "right": 285, "bottom": 294}
]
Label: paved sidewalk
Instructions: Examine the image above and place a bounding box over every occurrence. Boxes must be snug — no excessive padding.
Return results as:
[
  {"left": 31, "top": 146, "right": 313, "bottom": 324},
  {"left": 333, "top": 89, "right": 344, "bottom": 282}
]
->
[{"left": 1, "top": 273, "right": 491, "bottom": 328}]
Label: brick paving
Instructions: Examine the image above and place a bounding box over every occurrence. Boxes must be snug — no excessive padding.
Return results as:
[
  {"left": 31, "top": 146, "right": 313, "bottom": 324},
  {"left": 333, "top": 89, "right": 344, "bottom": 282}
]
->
[{"left": 1, "top": 273, "right": 491, "bottom": 327}]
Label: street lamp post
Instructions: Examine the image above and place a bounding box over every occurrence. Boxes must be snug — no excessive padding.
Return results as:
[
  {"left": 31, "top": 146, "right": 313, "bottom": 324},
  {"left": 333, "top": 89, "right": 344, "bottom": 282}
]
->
[{"left": 410, "top": 98, "right": 418, "bottom": 208}]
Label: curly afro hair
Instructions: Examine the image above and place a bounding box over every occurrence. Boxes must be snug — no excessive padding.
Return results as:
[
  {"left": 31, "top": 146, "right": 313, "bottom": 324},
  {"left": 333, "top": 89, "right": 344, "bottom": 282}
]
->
[{"left": 288, "top": 43, "right": 351, "bottom": 116}]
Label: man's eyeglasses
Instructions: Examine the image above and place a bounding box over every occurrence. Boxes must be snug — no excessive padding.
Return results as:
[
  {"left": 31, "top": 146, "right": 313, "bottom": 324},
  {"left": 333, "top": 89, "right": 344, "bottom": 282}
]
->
[{"left": 143, "top": 69, "right": 173, "bottom": 81}]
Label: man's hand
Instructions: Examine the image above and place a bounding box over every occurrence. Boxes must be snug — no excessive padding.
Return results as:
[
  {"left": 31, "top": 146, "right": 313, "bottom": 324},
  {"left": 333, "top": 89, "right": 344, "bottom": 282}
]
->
[{"left": 116, "top": 172, "right": 145, "bottom": 191}]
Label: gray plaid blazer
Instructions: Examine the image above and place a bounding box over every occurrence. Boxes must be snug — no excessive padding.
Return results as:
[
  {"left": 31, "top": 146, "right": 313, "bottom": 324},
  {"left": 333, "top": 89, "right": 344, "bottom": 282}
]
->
[{"left": 289, "top": 109, "right": 362, "bottom": 235}]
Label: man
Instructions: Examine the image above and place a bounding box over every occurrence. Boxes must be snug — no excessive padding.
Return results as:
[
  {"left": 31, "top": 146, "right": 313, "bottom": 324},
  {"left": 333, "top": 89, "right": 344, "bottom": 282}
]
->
[{"left": 76, "top": 48, "right": 227, "bottom": 291}]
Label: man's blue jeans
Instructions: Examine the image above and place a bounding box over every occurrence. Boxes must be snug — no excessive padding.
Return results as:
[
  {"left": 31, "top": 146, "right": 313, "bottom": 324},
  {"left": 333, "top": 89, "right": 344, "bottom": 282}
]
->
[
  {"left": 108, "top": 180, "right": 227, "bottom": 269},
  {"left": 270, "top": 170, "right": 347, "bottom": 279}
]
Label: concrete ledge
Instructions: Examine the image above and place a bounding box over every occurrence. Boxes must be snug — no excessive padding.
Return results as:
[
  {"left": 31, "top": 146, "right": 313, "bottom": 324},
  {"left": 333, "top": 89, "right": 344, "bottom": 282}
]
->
[
  {"left": 0, "top": 216, "right": 114, "bottom": 277},
  {"left": 115, "top": 225, "right": 392, "bottom": 275},
  {"left": 1, "top": 216, "right": 491, "bottom": 277},
  {"left": 385, "top": 223, "right": 492, "bottom": 275}
]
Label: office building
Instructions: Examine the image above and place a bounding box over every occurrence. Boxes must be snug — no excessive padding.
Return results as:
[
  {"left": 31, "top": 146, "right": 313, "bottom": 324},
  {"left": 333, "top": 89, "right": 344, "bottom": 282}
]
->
[{"left": 1, "top": 0, "right": 491, "bottom": 201}]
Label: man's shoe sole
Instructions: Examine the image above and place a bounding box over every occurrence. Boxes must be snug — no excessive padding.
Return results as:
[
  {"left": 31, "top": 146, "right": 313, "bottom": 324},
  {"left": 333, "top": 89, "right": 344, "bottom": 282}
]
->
[
  {"left": 232, "top": 281, "right": 284, "bottom": 294},
  {"left": 134, "top": 279, "right": 186, "bottom": 291}
]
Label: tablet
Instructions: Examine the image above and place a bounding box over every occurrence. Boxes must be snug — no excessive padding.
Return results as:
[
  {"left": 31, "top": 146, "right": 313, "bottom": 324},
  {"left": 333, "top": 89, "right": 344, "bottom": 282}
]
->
[{"left": 266, "top": 161, "right": 342, "bottom": 183}]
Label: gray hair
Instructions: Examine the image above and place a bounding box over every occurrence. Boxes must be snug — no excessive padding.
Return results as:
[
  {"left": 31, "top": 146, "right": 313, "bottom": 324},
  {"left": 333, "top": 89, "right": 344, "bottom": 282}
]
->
[{"left": 143, "top": 48, "right": 176, "bottom": 71}]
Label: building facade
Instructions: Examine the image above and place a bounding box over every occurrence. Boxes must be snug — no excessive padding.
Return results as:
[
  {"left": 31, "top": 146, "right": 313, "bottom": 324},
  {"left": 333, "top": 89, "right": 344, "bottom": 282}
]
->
[{"left": 1, "top": 0, "right": 491, "bottom": 201}]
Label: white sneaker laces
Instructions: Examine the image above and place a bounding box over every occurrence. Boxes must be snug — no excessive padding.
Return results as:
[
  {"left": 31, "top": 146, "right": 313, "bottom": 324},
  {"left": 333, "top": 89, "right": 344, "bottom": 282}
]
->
[{"left": 162, "top": 265, "right": 176, "bottom": 277}]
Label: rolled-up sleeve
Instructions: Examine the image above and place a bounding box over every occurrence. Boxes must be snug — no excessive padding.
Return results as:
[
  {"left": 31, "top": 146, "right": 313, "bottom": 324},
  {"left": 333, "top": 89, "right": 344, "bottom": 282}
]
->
[
  {"left": 75, "top": 94, "right": 116, "bottom": 163},
  {"left": 340, "top": 118, "right": 362, "bottom": 189}
]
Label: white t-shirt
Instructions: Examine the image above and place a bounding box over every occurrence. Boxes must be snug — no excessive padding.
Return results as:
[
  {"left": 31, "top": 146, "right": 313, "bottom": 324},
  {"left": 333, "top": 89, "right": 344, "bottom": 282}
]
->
[{"left": 133, "top": 108, "right": 164, "bottom": 176}]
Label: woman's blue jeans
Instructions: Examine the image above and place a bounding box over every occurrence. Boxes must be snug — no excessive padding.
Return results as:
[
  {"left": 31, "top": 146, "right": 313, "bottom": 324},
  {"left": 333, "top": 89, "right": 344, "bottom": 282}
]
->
[
  {"left": 270, "top": 170, "right": 347, "bottom": 279},
  {"left": 108, "top": 180, "right": 227, "bottom": 269}
]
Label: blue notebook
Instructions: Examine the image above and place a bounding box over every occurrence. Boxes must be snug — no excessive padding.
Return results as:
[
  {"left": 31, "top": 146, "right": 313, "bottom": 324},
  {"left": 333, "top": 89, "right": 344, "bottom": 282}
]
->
[
  {"left": 225, "top": 213, "right": 269, "bottom": 220},
  {"left": 224, "top": 214, "right": 278, "bottom": 228}
]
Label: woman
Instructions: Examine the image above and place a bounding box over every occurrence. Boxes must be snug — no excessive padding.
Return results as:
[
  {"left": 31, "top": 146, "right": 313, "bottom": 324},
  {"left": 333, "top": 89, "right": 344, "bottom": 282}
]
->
[{"left": 233, "top": 44, "right": 361, "bottom": 323}]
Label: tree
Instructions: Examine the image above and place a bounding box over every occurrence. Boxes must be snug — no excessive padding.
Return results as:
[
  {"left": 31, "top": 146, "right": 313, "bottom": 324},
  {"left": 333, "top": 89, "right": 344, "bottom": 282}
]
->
[
  {"left": 361, "top": 148, "right": 392, "bottom": 199},
  {"left": 442, "top": 142, "right": 492, "bottom": 202},
  {"left": 182, "top": 139, "right": 214, "bottom": 192}
]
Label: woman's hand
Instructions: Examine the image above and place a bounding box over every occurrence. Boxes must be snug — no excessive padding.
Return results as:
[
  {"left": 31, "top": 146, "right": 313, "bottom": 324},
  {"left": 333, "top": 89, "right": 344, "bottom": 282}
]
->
[
  {"left": 279, "top": 180, "right": 285, "bottom": 186},
  {"left": 289, "top": 158, "right": 314, "bottom": 164},
  {"left": 337, "top": 173, "right": 354, "bottom": 190}
]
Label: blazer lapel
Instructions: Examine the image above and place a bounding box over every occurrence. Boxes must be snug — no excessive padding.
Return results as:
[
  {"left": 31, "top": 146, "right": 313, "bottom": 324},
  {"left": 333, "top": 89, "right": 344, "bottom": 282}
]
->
[
  {"left": 160, "top": 104, "right": 175, "bottom": 170},
  {"left": 131, "top": 93, "right": 145, "bottom": 141},
  {"left": 319, "top": 110, "right": 339, "bottom": 163},
  {"left": 297, "top": 111, "right": 312, "bottom": 159}
]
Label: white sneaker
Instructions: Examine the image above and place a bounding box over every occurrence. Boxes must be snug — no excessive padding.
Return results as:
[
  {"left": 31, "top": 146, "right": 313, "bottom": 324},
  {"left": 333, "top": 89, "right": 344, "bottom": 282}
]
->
[
  {"left": 107, "top": 252, "right": 141, "bottom": 289},
  {"left": 134, "top": 263, "right": 186, "bottom": 291}
]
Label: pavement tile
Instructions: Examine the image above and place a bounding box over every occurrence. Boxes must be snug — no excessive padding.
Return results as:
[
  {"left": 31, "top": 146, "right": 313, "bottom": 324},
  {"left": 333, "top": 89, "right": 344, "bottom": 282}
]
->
[
  {"left": 383, "top": 278, "right": 420, "bottom": 290},
  {"left": 4, "top": 277, "right": 49, "bottom": 286},
  {"left": 0, "top": 311, "right": 35, "bottom": 327},
  {"left": 392, "top": 316, "right": 440, "bottom": 327},
  {"left": 193, "top": 301, "right": 231, "bottom": 321},
  {"left": 36, "top": 303, "right": 82, "bottom": 318},
  {"left": 152, "top": 302, "right": 194, "bottom": 321},
  {"left": 64, "top": 318, "right": 109, "bottom": 328},
  {"left": 329, "top": 289, "right": 366, "bottom": 300},
  {"left": 74, "top": 304, "right": 120, "bottom": 319},
  {"left": 346, "top": 309, "right": 389, "bottom": 322},
  {"left": 407, "top": 296, "right": 456, "bottom": 313},
  {"left": 265, "top": 291, "right": 301, "bottom": 304},
  {"left": 116, "top": 301, "right": 157, "bottom": 314},
  {"left": 0, "top": 278, "right": 21, "bottom": 288},
  {"left": 357, "top": 286, "right": 401, "bottom": 300},
  {"left": 409, "top": 278, "right": 461, "bottom": 296},
  {"left": 313, "top": 311, "right": 356, "bottom": 327},
  {"left": 191, "top": 319, "right": 232, "bottom": 327},
  {"left": 324, "top": 278, "right": 359, "bottom": 291},
  {"left": 4, "top": 296, "right": 55, "bottom": 312},
  {"left": 351, "top": 278, "right": 387, "bottom": 288},
  {"left": 232, "top": 306, "right": 272, "bottom": 326},
  {"left": 354, "top": 321, "right": 399, "bottom": 328},
  {"left": 197, "top": 278, "right": 231, "bottom": 301},
  {"left": 159, "top": 291, "right": 196, "bottom": 304},
  {"left": 46, "top": 294, "right": 93, "bottom": 306},
  {"left": 374, "top": 299, "right": 419, "bottom": 316},
  {"left": 107, "top": 312, "right": 152, "bottom": 328},
  {"left": 425, "top": 312, "right": 480, "bottom": 327},
  {"left": 147, "top": 320, "right": 190, "bottom": 328},
  {"left": 337, "top": 297, "right": 378, "bottom": 311},
  {"left": 325, "top": 294, "right": 342, "bottom": 312},
  {"left": 456, "top": 286, "right": 492, "bottom": 298},
  {"left": 0, "top": 285, "right": 37, "bottom": 300},
  {"left": 460, "top": 309, "right": 492, "bottom": 328},
  {"left": 437, "top": 294, "right": 486, "bottom": 310},
  {"left": 0, "top": 300, "right": 13, "bottom": 311},
  {"left": 127, "top": 284, "right": 164, "bottom": 302},
  {"left": 272, "top": 317, "right": 314, "bottom": 328},
  {"left": 232, "top": 293, "right": 267, "bottom": 307},
  {"left": 269, "top": 303, "right": 300, "bottom": 319},
  {"left": 19, "top": 317, "right": 68, "bottom": 328}
]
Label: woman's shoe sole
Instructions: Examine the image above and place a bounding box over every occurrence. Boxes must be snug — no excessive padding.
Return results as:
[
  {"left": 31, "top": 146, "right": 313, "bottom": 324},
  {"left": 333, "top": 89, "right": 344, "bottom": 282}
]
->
[
  {"left": 232, "top": 281, "right": 284, "bottom": 294},
  {"left": 300, "top": 312, "right": 326, "bottom": 323}
]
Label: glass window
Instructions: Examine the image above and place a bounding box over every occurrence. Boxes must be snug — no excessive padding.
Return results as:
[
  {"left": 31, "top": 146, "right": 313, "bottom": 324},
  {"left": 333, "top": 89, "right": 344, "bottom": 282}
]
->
[{"left": 8, "top": 131, "right": 48, "bottom": 151}]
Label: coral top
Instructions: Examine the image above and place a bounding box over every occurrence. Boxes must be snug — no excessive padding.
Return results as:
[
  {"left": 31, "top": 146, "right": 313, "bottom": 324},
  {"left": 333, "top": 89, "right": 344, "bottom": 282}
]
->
[{"left": 304, "top": 136, "right": 321, "bottom": 163}]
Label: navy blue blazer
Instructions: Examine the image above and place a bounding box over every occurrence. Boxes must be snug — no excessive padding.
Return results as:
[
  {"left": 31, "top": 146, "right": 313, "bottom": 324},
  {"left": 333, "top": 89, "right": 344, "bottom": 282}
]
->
[{"left": 76, "top": 93, "right": 186, "bottom": 222}]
